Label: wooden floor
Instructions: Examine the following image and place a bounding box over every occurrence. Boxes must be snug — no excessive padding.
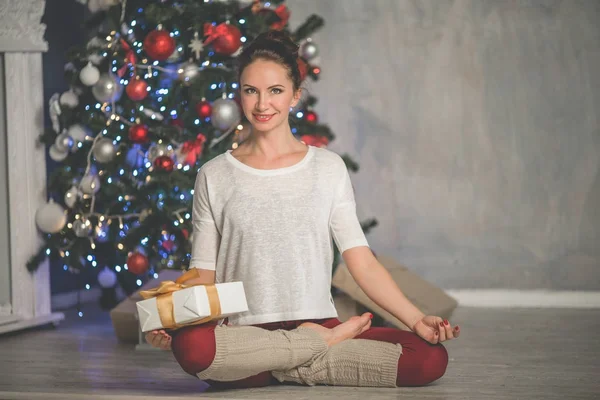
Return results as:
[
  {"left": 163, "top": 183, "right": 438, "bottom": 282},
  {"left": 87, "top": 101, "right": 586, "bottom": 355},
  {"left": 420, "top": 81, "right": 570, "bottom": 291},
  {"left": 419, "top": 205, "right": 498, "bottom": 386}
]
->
[{"left": 0, "top": 304, "right": 598, "bottom": 400}]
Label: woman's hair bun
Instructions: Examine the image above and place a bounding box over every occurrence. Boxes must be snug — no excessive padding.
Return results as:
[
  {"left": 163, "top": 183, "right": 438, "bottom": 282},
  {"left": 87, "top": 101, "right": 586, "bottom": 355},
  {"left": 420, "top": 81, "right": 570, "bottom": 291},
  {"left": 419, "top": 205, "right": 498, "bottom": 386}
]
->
[{"left": 252, "top": 30, "right": 299, "bottom": 58}]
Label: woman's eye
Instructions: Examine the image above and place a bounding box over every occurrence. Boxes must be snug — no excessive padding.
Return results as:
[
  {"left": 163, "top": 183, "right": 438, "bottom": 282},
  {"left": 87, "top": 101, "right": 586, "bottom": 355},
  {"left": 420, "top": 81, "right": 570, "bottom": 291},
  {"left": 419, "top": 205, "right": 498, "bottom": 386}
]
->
[
  {"left": 271, "top": 88, "right": 282, "bottom": 94},
  {"left": 244, "top": 88, "right": 256, "bottom": 94}
]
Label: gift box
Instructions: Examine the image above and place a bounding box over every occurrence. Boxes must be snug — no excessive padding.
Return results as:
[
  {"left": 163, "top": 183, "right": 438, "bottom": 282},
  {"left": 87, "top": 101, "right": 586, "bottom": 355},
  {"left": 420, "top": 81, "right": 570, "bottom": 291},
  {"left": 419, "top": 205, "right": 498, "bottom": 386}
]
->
[
  {"left": 111, "top": 269, "right": 183, "bottom": 343},
  {"left": 136, "top": 270, "right": 248, "bottom": 332}
]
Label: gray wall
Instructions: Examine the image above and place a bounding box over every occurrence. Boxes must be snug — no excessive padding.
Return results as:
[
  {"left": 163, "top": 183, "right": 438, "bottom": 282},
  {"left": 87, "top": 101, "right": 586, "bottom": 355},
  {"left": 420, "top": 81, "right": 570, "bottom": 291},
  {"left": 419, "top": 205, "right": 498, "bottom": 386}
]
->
[{"left": 289, "top": 0, "right": 600, "bottom": 290}]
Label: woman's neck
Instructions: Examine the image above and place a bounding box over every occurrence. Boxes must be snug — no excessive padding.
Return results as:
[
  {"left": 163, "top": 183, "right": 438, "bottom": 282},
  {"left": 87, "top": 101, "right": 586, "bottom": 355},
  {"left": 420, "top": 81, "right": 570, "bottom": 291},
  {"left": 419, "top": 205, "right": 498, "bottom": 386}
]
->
[{"left": 244, "top": 124, "right": 305, "bottom": 159}]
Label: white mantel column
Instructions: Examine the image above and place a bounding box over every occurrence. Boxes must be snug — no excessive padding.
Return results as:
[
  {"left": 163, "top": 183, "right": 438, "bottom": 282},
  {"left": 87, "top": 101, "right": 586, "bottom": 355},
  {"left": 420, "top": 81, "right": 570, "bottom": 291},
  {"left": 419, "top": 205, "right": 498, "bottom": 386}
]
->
[{"left": 0, "top": 0, "right": 64, "bottom": 334}]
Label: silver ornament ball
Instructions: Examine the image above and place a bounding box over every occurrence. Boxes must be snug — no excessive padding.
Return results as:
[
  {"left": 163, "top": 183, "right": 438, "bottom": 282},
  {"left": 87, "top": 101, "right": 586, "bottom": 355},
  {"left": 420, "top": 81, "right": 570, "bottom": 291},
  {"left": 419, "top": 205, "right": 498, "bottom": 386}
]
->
[
  {"left": 49, "top": 145, "right": 69, "bottom": 162},
  {"left": 177, "top": 61, "right": 200, "bottom": 85},
  {"left": 72, "top": 218, "right": 92, "bottom": 237},
  {"left": 211, "top": 98, "right": 241, "bottom": 131},
  {"left": 54, "top": 132, "right": 74, "bottom": 152},
  {"left": 67, "top": 124, "right": 89, "bottom": 145},
  {"left": 64, "top": 186, "right": 79, "bottom": 209},
  {"left": 93, "top": 138, "right": 117, "bottom": 163},
  {"left": 59, "top": 90, "right": 79, "bottom": 108},
  {"left": 147, "top": 143, "right": 173, "bottom": 162},
  {"left": 300, "top": 41, "right": 319, "bottom": 61},
  {"left": 35, "top": 201, "right": 66, "bottom": 233},
  {"left": 80, "top": 62, "right": 100, "bottom": 86},
  {"left": 92, "top": 73, "right": 123, "bottom": 103},
  {"left": 80, "top": 174, "right": 101, "bottom": 195}
]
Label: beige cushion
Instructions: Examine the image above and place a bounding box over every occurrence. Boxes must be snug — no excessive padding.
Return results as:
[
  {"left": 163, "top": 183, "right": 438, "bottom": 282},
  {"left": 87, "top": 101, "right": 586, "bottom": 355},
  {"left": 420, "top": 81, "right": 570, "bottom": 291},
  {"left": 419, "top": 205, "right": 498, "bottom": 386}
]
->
[{"left": 332, "top": 255, "right": 458, "bottom": 330}]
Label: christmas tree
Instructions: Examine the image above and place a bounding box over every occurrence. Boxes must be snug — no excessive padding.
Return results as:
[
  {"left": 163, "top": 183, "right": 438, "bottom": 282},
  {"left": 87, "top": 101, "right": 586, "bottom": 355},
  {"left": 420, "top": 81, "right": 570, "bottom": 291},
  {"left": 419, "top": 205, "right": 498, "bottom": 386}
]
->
[{"left": 30, "top": 0, "right": 376, "bottom": 304}]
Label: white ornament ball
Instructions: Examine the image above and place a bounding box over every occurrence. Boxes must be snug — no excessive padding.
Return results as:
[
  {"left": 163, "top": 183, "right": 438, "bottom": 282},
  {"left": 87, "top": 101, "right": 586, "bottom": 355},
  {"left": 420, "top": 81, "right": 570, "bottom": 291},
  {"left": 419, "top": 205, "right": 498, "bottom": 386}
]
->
[
  {"left": 92, "top": 73, "right": 124, "bottom": 103},
  {"left": 59, "top": 90, "right": 79, "bottom": 108},
  {"left": 177, "top": 61, "right": 199, "bottom": 85},
  {"left": 49, "top": 145, "right": 69, "bottom": 162},
  {"left": 54, "top": 132, "right": 74, "bottom": 153},
  {"left": 211, "top": 98, "right": 241, "bottom": 131},
  {"left": 80, "top": 62, "right": 100, "bottom": 86},
  {"left": 300, "top": 41, "right": 319, "bottom": 61},
  {"left": 72, "top": 218, "right": 92, "bottom": 237},
  {"left": 35, "top": 200, "right": 66, "bottom": 233},
  {"left": 92, "top": 138, "right": 117, "bottom": 163},
  {"left": 64, "top": 186, "right": 79, "bottom": 208},
  {"left": 67, "top": 124, "right": 89, "bottom": 147},
  {"left": 98, "top": 267, "right": 117, "bottom": 288},
  {"left": 80, "top": 174, "right": 101, "bottom": 195}
]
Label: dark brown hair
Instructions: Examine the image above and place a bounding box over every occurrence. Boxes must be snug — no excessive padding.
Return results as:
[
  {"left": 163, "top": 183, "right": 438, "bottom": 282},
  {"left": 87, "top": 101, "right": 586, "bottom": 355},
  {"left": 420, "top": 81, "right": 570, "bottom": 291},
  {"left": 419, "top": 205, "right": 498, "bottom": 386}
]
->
[{"left": 237, "top": 30, "right": 302, "bottom": 91}]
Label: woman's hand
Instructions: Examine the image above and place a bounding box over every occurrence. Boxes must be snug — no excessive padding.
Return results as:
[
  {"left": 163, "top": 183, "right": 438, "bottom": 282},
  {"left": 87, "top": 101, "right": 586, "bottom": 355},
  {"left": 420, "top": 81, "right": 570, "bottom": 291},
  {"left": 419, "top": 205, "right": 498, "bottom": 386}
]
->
[
  {"left": 145, "top": 329, "right": 172, "bottom": 350},
  {"left": 412, "top": 316, "right": 460, "bottom": 344}
]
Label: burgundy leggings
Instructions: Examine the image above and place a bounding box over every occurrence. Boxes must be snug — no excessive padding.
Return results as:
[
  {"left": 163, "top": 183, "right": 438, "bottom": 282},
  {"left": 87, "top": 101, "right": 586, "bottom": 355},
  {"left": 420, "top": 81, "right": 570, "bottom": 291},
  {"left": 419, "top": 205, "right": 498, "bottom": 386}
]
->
[{"left": 171, "top": 318, "right": 448, "bottom": 388}]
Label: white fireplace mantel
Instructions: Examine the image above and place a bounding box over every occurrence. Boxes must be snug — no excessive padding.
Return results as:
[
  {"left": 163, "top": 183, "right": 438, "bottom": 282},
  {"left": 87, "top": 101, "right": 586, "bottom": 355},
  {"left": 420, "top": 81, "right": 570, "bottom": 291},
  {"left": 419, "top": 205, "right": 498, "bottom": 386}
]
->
[{"left": 0, "top": 0, "right": 64, "bottom": 334}]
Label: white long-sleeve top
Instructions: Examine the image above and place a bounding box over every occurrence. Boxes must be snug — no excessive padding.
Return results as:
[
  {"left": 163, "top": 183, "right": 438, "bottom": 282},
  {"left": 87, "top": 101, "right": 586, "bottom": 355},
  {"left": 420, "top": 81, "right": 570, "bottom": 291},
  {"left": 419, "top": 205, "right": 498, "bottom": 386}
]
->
[{"left": 190, "top": 145, "right": 369, "bottom": 326}]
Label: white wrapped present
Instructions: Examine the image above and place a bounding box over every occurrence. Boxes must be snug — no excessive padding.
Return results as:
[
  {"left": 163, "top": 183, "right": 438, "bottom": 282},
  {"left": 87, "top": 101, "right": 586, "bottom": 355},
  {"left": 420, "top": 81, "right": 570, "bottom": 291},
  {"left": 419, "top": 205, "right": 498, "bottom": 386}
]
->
[{"left": 135, "top": 270, "right": 248, "bottom": 332}]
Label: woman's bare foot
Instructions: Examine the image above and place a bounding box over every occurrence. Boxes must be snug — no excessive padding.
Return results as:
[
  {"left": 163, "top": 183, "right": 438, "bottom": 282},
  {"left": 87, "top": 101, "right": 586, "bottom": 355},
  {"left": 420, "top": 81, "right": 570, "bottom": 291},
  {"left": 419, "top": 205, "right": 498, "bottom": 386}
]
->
[{"left": 300, "top": 313, "right": 372, "bottom": 346}]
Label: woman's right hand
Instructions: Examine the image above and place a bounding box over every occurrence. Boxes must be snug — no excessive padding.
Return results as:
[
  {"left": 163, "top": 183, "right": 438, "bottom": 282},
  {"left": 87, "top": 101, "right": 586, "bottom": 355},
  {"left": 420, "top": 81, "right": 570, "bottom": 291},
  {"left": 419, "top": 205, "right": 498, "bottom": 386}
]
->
[{"left": 145, "top": 329, "right": 172, "bottom": 350}]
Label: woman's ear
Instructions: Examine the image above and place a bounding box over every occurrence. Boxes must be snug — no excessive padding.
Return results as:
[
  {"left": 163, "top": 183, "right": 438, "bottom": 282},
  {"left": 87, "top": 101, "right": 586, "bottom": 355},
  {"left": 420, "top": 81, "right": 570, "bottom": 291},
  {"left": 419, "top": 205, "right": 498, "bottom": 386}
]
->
[{"left": 290, "top": 88, "right": 302, "bottom": 109}]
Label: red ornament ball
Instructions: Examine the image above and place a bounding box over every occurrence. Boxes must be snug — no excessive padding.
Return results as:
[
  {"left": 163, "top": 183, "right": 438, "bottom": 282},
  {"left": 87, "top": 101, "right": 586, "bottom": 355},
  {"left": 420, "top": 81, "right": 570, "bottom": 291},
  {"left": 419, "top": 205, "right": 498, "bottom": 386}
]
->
[
  {"left": 125, "top": 77, "right": 148, "bottom": 101},
  {"left": 305, "top": 111, "right": 318, "bottom": 124},
  {"left": 154, "top": 155, "right": 174, "bottom": 172},
  {"left": 128, "top": 124, "right": 149, "bottom": 143},
  {"left": 143, "top": 29, "right": 176, "bottom": 61},
  {"left": 212, "top": 25, "right": 242, "bottom": 55},
  {"left": 195, "top": 100, "right": 212, "bottom": 118},
  {"left": 127, "top": 252, "right": 149, "bottom": 275}
]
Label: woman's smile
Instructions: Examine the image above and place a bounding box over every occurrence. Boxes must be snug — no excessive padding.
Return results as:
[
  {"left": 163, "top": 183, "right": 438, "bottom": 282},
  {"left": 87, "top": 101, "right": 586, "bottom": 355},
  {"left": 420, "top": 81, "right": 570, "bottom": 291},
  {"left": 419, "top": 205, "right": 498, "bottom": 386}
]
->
[{"left": 252, "top": 113, "right": 276, "bottom": 123}]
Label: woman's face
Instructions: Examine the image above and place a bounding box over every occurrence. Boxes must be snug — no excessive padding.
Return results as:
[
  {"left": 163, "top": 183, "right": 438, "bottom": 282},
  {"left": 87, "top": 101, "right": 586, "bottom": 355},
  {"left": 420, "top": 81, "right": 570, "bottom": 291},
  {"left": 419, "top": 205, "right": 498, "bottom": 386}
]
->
[{"left": 240, "top": 59, "right": 301, "bottom": 133}]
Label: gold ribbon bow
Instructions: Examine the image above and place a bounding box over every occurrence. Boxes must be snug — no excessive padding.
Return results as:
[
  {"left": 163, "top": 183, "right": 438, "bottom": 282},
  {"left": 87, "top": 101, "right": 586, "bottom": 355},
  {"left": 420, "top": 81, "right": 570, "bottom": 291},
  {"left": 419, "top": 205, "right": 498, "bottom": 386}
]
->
[{"left": 139, "top": 269, "right": 221, "bottom": 330}]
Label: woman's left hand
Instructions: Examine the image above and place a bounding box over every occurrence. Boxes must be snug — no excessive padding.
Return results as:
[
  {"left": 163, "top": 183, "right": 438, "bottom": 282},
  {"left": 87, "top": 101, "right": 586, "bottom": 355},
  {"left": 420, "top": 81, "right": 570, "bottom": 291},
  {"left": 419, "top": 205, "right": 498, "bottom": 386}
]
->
[{"left": 412, "top": 316, "right": 460, "bottom": 344}]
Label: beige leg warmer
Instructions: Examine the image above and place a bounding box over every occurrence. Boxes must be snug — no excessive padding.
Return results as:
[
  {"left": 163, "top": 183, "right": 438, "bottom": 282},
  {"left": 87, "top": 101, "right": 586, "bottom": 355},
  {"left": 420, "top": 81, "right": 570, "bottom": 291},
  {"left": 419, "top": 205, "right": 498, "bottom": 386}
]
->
[
  {"left": 272, "top": 339, "right": 402, "bottom": 388},
  {"left": 196, "top": 325, "right": 328, "bottom": 382}
]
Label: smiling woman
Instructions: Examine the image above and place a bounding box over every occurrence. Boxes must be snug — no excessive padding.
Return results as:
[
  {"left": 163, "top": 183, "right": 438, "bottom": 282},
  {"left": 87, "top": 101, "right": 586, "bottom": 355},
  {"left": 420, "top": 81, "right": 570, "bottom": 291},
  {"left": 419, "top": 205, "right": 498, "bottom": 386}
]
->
[{"left": 147, "top": 30, "right": 458, "bottom": 390}]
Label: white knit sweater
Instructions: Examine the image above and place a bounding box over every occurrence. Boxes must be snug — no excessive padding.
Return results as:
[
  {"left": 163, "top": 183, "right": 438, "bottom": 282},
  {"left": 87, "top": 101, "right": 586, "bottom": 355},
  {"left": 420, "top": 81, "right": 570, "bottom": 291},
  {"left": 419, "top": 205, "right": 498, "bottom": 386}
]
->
[{"left": 190, "top": 145, "right": 369, "bottom": 326}]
